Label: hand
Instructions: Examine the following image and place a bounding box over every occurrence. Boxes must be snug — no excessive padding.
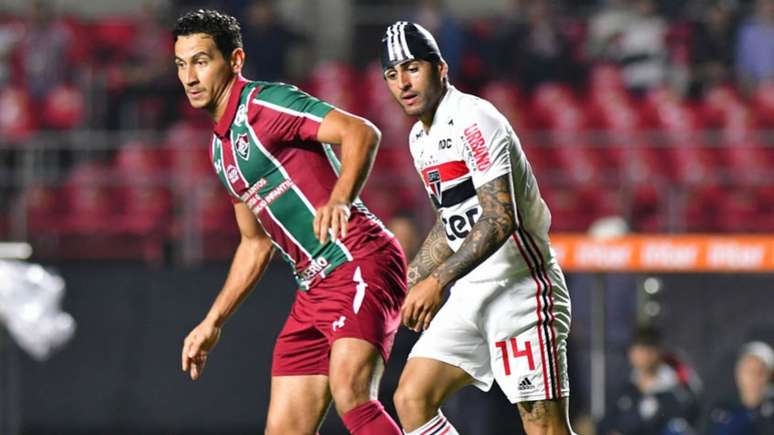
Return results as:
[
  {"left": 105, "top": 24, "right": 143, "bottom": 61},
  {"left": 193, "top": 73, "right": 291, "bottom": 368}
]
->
[
  {"left": 181, "top": 320, "right": 222, "bottom": 380},
  {"left": 313, "top": 199, "right": 351, "bottom": 243},
  {"left": 401, "top": 275, "right": 444, "bottom": 332}
]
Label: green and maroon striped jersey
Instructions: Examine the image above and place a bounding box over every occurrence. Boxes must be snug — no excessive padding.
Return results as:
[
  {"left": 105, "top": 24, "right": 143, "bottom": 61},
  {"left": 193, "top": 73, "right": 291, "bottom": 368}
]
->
[{"left": 209, "top": 75, "right": 394, "bottom": 289}]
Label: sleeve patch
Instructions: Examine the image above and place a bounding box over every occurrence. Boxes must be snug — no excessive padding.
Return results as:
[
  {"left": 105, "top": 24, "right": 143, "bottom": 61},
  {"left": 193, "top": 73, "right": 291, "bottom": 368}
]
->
[{"left": 463, "top": 123, "right": 491, "bottom": 171}]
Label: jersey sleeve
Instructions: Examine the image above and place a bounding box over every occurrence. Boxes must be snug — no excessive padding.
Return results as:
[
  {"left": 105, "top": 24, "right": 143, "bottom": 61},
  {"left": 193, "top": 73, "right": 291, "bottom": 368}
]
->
[
  {"left": 460, "top": 104, "right": 512, "bottom": 188},
  {"left": 251, "top": 83, "right": 335, "bottom": 142}
]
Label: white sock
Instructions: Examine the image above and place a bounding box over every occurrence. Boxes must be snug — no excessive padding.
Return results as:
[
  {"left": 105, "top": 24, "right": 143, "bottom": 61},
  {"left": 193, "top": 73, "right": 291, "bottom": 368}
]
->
[{"left": 404, "top": 409, "right": 459, "bottom": 435}]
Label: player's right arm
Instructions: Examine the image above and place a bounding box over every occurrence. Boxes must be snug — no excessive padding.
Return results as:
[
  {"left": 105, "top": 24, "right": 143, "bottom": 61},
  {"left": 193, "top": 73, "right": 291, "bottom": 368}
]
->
[{"left": 182, "top": 202, "right": 275, "bottom": 380}]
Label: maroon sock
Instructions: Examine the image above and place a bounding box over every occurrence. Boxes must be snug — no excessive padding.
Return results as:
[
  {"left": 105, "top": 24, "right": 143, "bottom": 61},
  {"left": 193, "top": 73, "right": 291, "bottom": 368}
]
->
[{"left": 341, "top": 400, "right": 401, "bottom": 435}]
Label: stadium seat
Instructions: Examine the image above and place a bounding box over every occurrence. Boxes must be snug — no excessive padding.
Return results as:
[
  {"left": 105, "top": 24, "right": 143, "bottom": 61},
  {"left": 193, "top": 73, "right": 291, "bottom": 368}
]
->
[
  {"left": 41, "top": 84, "right": 85, "bottom": 130},
  {"left": 90, "top": 18, "right": 137, "bottom": 64},
  {"left": 24, "top": 183, "right": 62, "bottom": 234},
  {"left": 113, "top": 142, "right": 171, "bottom": 235},
  {"left": 683, "top": 184, "right": 726, "bottom": 232},
  {"left": 629, "top": 184, "right": 667, "bottom": 232},
  {"left": 59, "top": 161, "right": 118, "bottom": 234},
  {"left": 307, "top": 61, "right": 360, "bottom": 113},
  {"left": 643, "top": 87, "right": 712, "bottom": 184},
  {"left": 752, "top": 82, "right": 774, "bottom": 127},
  {"left": 480, "top": 81, "right": 528, "bottom": 131}
]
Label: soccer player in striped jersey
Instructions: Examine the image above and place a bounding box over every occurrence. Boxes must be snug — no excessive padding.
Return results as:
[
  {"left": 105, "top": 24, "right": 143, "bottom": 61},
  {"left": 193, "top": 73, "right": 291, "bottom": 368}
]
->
[
  {"left": 173, "top": 10, "right": 405, "bottom": 435},
  {"left": 380, "top": 22, "right": 576, "bottom": 434}
]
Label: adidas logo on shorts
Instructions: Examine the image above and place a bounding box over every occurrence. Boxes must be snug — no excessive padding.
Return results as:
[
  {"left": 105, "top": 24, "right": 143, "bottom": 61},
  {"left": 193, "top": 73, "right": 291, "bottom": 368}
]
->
[{"left": 518, "top": 377, "right": 536, "bottom": 392}]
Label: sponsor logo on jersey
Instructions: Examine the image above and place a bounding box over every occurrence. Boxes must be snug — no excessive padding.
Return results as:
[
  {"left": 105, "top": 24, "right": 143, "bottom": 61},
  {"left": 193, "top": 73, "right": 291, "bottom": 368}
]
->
[
  {"left": 241, "top": 179, "right": 293, "bottom": 215},
  {"left": 464, "top": 123, "right": 491, "bottom": 171},
  {"left": 518, "top": 376, "right": 536, "bottom": 392},
  {"left": 235, "top": 134, "right": 250, "bottom": 160},
  {"left": 234, "top": 104, "right": 248, "bottom": 126},
  {"left": 227, "top": 164, "right": 240, "bottom": 183},
  {"left": 427, "top": 169, "right": 442, "bottom": 203},
  {"left": 300, "top": 256, "right": 330, "bottom": 283}
]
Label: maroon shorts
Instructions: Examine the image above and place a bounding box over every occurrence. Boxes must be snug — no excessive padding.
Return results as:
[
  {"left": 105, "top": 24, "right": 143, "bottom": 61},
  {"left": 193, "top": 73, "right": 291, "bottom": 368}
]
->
[{"left": 271, "top": 239, "right": 407, "bottom": 376}]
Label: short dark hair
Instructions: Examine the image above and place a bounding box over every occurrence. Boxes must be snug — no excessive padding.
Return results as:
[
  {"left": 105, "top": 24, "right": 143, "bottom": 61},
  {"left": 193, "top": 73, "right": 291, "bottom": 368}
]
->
[
  {"left": 631, "top": 326, "right": 662, "bottom": 348},
  {"left": 173, "top": 9, "right": 243, "bottom": 59}
]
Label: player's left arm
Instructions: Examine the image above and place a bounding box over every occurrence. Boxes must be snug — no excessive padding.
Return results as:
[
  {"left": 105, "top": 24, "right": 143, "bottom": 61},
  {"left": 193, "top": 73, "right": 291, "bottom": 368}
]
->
[
  {"left": 403, "top": 174, "right": 515, "bottom": 331},
  {"left": 432, "top": 174, "right": 515, "bottom": 286},
  {"left": 314, "top": 109, "right": 382, "bottom": 243}
]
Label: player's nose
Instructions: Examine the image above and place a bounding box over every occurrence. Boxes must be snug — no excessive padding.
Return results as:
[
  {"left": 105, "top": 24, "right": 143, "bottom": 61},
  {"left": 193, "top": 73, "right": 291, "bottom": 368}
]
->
[
  {"left": 397, "top": 71, "right": 411, "bottom": 90},
  {"left": 185, "top": 66, "right": 198, "bottom": 85}
]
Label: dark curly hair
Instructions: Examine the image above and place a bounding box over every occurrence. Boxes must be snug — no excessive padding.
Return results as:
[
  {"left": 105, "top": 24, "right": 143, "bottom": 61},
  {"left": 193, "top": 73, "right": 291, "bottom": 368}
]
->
[{"left": 173, "top": 9, "right": 243, "bottom": 59}]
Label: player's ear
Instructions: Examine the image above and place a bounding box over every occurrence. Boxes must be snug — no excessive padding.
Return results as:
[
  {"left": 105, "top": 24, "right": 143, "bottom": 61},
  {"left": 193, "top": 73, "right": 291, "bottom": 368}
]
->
[
  {"left": 229, "top": 48, "right": 245, "bottom": 73},
  {"left": 437, "top": 61, "right": 448, "bottom": 82}
]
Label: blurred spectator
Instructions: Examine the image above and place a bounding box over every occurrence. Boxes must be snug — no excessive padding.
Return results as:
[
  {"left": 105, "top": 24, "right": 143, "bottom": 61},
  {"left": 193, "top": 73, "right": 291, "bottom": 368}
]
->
[
  {"left": 736, "top": 0, "right": 774, "bottom": 92},
  {"left": 587, "top": 0, "right": 635, "bottom": 61},
  {"left": 705, "top": 341, "right": 774, "bottom": 435},
  {"left": 413, "top": 0, "right": 464, "bottom": 81},
  {"left": 17, "top": 0, "right": 74, "bottom": 102},
  {"left": 240, "top": 0, "right": 306, "bottom": 81},
  {"left": 690, "top": 1, "right": 739, "bottom": 95},
  {"left": 588, "top": 0, "right": 669, "bottom": 93},
  {"left": 490, "top": 0, "right": 581, "bottom": 88},
  {"left": 599, "top": 326, "right": 699, "bottom": 435},
  {"left": 106, "top": 1, "right": 176, "bottom": 129}
]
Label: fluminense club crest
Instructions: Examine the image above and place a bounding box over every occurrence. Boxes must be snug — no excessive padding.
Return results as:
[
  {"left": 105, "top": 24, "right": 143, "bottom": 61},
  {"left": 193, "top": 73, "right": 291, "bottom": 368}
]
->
[
  {"left": 427, "top": 169, "right": 442, "bottom": 203},
  {"left": 236, "top": 134, "right": 250, "bottom": 160}
]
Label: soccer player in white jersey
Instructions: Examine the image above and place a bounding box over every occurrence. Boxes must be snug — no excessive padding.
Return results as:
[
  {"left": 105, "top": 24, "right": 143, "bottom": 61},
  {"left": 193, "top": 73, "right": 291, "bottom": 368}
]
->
[{"left": 380, "top": 21, "right": 576, "bottom": 434}]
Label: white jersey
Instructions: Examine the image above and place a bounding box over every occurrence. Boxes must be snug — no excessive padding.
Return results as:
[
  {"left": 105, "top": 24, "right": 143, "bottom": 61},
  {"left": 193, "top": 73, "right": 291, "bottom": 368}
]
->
[{"left": 409, "top": 85, "right": 555, "bottom": 283}]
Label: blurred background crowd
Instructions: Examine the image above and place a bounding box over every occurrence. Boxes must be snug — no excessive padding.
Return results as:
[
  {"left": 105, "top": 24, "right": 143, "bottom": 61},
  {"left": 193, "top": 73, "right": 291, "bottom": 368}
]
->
[
  {"left": 1, "top": 0, "right": 774, "bottom": 261},
  {"left": 1, "top": 0, "right": 773, "bottom": 434}
]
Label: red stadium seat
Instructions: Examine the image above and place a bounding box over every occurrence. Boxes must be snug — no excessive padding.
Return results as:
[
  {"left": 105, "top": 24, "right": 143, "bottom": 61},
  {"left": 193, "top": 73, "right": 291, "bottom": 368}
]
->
[
  {"left": 59, "top": 162, "right": 119, "bottom": 234},
  {"left": 307, "top": 61, "right": 360, "bottom": 113},
  {"left": 629, "top": 184, "right": 667, "bottom": 232},
  {"left": 25, "top": 183, "right": 63, "bottom": 234},
  {"left": 716, "top": 188, "right": 758, "bottom": 233},
  {"left": 164, "top": 121, "right": 215, "bottom": 197},
  {"left": 683, "top": 184, "right": 726, "bottom": 232},
  {"left": 643, "top": 87, "right": 713, "bottom": 184},
  {"left": 90, "top": 18, "right": 137, "bottom": 62},
  {"left": 752, "top": 82, "right": 774, "bottom": 127},
  {"left": 41, "top": 84, "right": 85, "bottom": 130},
  {"left": 480, "top": 81, "right": 529, "bottom": 131},
  {"left": 112, "top": 143, "right": 171, "bottom": 235}
]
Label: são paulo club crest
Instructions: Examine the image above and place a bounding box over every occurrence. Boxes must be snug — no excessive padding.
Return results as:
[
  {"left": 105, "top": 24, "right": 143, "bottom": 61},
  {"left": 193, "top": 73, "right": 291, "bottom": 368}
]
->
[
  {"left": 235, "top": 134, "right": 250, "bottom": 160},
  {"left": 427, "top": 169, "right": 442, "bottom": 203}
]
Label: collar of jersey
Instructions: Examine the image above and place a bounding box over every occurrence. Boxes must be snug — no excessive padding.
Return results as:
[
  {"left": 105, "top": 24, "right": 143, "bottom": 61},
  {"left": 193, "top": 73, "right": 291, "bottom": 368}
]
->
[
  {"left": 214, "top": 74, "right": 249, "bottom": 138},
  {"left": 428, "top": 84, "right": 457, "bottom": 132}
]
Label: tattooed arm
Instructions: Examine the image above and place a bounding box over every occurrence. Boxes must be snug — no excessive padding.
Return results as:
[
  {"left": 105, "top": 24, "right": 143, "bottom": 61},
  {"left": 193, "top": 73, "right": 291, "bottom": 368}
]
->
[
  {"left": 431, "top": 173, "right": 515, "bottom": 288},
  {"left": 406, "top": 215, "right": 453, "bottom": 289},
  {"left": 401, "top": 173, "right": 515, "bottom": 331}
]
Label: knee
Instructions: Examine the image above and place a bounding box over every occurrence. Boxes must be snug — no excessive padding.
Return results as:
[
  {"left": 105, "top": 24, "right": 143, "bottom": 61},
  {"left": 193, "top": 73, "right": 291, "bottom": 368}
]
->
[
  {"left": 330, "top": 376, "right": 371, "bottom": 415},
  {"left": 393, "top": 382, "right": 438, "bottom": 418}
]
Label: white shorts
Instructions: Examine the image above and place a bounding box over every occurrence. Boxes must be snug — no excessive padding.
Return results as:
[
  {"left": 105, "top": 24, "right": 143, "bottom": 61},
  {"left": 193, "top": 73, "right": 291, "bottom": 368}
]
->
[{"left": 408, "top": 261, "right": 571, "bottom": 403}]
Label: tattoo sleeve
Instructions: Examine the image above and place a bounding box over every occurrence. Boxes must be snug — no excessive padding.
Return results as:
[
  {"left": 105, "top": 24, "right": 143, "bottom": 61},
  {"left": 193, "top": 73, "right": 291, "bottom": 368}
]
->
[
  {"left": 431, "top": 174, "right": 516, "bottom": 288},
  {"left": 406, "top": 216, "right": 454, "bottom": 288}
]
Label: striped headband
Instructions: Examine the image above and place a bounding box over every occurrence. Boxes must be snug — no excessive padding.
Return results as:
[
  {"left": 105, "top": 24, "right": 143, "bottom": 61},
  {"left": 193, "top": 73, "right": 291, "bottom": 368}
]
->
[{"left": 380, "top": 21, "right": 443, "bottom": 71}]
